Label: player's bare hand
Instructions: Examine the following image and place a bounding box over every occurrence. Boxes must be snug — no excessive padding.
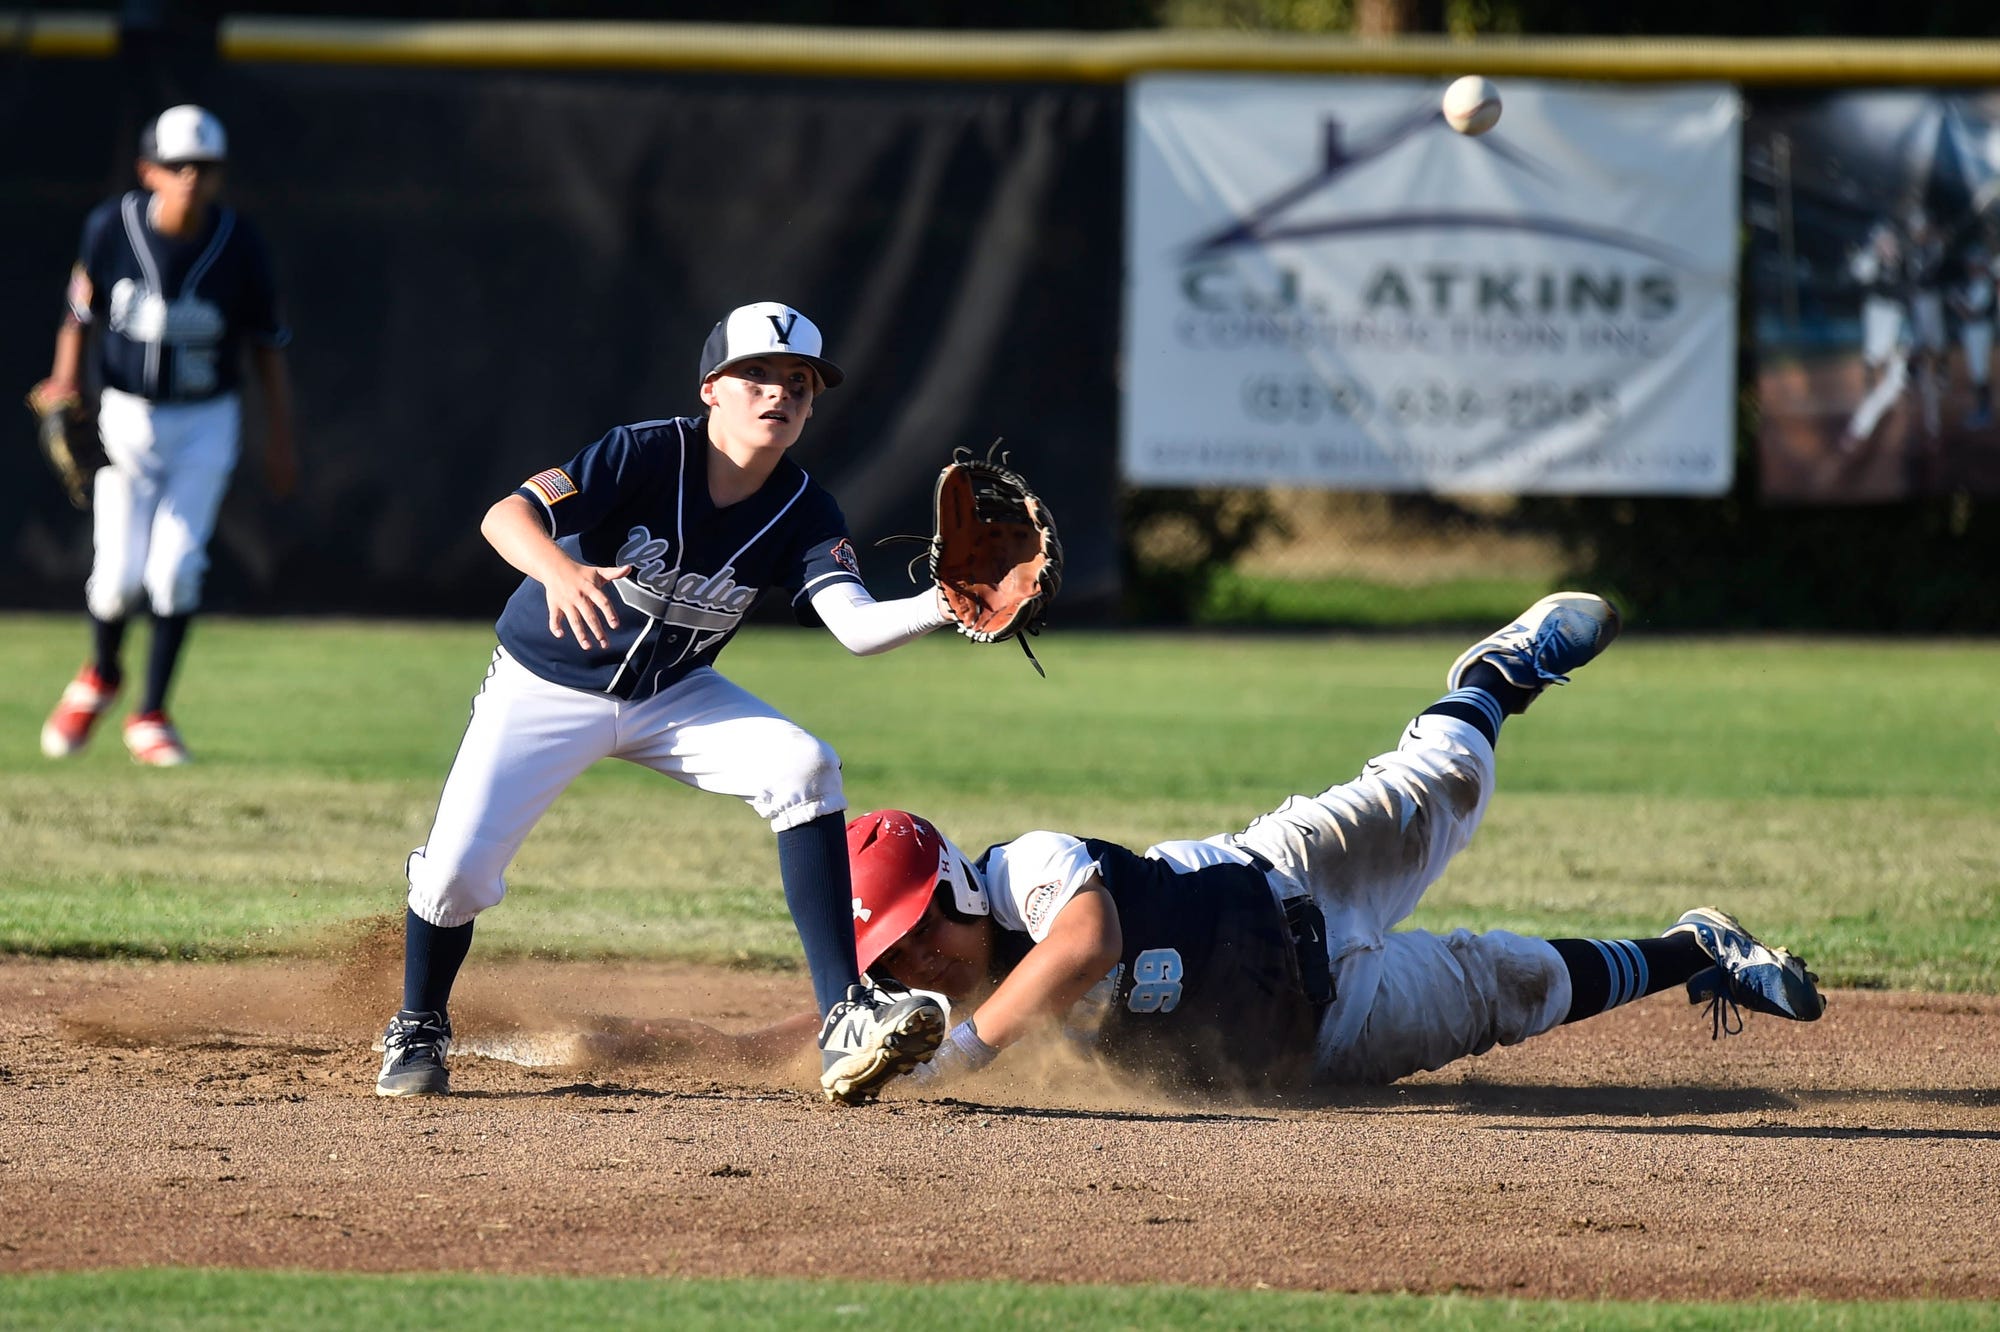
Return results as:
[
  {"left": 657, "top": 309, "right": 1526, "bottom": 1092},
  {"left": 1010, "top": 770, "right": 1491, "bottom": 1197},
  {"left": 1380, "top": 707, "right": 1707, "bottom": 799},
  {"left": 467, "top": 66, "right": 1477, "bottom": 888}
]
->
[
  {"left": 543, "top": 561, "right": 632, "bottom": 649},
  {"left": 27, "top": 378, "right": 80, "bottom": 414}
]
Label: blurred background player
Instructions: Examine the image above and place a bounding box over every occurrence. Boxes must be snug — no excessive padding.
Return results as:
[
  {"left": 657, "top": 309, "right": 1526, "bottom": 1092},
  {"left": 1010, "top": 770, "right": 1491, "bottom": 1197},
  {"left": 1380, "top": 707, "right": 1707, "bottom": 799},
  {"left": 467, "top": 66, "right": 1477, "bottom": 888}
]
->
[
  {"left": 1950, "top": 242, "right": 1996, "bottom": 429},
  {"left": 35, "top": 104, "right": 297, "bottom": 767},
  {"left": 1853, "top": 221, "right": 1907, "bottom": 396},
  {"left": 375, "top": 301, "right": 950, "bottom": 1106},
  {"left": 1840, "top": 218, "right": 1910, "bottom": 452},
  {"left": 579, "top": 595, "right": 1826, "bottom": 1096},
  {"left": 1902, "top": 206, "right": 1948, "bottom": 443}
]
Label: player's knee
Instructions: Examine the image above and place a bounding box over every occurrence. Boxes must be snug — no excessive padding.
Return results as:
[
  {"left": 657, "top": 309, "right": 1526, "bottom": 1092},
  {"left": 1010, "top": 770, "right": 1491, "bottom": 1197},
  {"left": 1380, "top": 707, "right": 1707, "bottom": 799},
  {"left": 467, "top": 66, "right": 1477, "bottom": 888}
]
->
[
  {"left": 406, "top": 840, "right": 510, "bottom": 926},
  {"left": 151, "top": 555, "right": 209, "bottom": 616},
  {"left": 1446, "top": 928, "right": 1568, "bottom": 1047},
  {"left": 777, "top": 731, "right": 843, "bottom": 795},
  {"left": 757, "top": 733, "right": 845, "bottom": 829},
  {"left": 85, "top": 576, "right": 143, "bottom": 622}
]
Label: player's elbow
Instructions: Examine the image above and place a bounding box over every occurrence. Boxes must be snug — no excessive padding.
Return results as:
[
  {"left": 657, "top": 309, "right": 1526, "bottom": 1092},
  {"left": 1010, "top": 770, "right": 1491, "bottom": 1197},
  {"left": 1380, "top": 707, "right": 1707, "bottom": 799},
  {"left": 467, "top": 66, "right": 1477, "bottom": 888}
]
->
[
  {"left": 1084, "top": 924, "right": 1124, "bottom": 979},
  {"left": 479, "top": 494, "right": 532, "bottom": 543}
]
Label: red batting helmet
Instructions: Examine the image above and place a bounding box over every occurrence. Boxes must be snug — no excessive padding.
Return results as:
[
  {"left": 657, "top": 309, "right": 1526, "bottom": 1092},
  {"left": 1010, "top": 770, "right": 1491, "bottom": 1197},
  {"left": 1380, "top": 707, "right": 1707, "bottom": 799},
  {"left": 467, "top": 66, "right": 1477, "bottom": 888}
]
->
[{"left": 847, "top": 810, "right": 988, "bottom": 971}]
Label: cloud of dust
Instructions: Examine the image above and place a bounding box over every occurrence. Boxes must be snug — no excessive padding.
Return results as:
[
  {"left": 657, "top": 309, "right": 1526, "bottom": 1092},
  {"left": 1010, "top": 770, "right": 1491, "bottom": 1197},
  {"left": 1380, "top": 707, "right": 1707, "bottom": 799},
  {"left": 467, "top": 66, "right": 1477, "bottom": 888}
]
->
[{"left": 59, "top": 913, "right": 408, "bottom": 1049}]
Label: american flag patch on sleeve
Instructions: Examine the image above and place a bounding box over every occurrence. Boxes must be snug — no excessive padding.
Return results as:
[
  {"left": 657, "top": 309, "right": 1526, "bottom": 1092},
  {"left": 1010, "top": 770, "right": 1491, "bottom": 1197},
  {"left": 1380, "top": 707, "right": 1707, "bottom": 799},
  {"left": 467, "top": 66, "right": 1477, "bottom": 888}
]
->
[{"left": 523, "top": 467, "right": 578, "bottom": 506}]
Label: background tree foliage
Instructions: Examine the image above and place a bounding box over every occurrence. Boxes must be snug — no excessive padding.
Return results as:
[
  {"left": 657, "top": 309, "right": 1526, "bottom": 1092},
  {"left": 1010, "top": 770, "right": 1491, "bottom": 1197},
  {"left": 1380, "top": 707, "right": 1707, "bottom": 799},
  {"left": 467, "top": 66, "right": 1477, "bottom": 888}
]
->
[{"left": 46, "top": 0, "right": 2000, "bottom": 35}]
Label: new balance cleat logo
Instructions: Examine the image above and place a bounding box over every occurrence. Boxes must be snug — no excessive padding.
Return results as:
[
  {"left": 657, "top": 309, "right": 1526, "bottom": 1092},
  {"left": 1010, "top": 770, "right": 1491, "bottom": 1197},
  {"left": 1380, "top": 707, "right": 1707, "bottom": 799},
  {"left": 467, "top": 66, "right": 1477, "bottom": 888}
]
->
[{"left": 818, "top": 979, "right": 946, "bottom": 1105}]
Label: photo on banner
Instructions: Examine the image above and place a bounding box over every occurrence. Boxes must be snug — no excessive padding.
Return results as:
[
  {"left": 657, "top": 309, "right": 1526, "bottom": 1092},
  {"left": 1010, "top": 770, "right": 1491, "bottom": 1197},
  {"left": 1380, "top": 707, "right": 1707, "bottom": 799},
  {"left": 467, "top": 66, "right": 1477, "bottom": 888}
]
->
[
  {"left": 1122, "top": 76, "right": 1741, "bottom": 495},
  {"left": 1748, "top": 90, "right": 2000, "bottom": 502}
]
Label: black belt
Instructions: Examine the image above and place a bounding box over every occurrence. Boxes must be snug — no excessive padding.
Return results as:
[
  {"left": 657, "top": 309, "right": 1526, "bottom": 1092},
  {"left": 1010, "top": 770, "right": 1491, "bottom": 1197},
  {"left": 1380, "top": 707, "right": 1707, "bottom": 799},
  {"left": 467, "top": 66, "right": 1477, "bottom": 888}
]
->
[{"left": 1244, "top": 848, "right": 1336, "bottom": 1015}]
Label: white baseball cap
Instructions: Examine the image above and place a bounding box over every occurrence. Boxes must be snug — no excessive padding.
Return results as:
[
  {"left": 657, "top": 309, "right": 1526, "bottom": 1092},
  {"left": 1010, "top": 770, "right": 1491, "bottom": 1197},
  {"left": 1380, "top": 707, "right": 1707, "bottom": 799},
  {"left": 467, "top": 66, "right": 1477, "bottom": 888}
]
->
[
  {"left": 141, "top": 105, "right": 227, "bottom": 165},
  {"left": 698, "top": 302, "right": 844, "bottom": 389}
]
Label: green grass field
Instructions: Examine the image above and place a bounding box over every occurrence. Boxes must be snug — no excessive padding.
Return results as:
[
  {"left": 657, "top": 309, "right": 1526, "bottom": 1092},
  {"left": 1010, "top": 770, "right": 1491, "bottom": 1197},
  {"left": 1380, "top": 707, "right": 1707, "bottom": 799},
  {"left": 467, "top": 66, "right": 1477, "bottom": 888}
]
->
[
  {"left": 3, "top": 1270, "right": 1997, "bottom": 1332},
  {"left": 3, "top": 613, "right": 1996, "bottom": 989},
  {"left": 5, "top": 611, "right": 1999, "bottom": 1328}
]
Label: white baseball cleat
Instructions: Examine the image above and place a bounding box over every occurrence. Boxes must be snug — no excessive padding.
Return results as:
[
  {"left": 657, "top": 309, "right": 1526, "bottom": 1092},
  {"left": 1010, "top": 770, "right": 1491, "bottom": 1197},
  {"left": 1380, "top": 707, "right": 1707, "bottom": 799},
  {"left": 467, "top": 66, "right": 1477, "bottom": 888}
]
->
[
  {"left": 818, "top": 978, "right": 946, "bottom": 1105},
  {"left": 1446, "top": 592, "right": 1620, "bottom": 712}
]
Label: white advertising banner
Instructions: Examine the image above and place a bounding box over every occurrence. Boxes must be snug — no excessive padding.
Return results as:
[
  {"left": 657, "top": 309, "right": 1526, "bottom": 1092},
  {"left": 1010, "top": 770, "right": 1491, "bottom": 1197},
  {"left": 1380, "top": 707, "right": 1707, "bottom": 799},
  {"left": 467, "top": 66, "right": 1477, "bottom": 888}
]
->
[{"left": 1123, "top": 76, "right": 1741, "bottom": 494}]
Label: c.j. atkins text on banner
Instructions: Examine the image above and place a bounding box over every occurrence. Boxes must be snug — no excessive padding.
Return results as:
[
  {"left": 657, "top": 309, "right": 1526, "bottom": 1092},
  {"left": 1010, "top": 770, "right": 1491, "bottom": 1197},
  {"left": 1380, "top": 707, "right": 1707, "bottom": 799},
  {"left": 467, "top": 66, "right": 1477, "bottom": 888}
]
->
[{"left": 1122, "top": 75, "right": 1741, "bottom": 495}]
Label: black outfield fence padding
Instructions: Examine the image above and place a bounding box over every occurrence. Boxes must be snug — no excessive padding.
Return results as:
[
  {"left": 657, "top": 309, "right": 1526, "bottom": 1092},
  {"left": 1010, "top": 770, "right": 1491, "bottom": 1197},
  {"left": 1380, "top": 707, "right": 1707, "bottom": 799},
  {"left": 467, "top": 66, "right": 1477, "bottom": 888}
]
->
[{"left": 2, "top": 44, "right": 1125, "bottom": 621}]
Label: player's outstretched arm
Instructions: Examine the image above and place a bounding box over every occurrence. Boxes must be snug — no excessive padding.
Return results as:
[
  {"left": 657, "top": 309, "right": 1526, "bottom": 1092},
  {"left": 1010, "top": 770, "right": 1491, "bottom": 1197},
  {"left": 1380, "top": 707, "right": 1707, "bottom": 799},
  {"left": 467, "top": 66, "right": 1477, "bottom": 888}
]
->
[
  {"left": 910, "top": 880, "right": 1122, "bottom": 1087},
  {"left": 480, "top": 494, "right": 632, "bottom": 649},
  {"left": 810, "top": 581, "right": 948, "bottom": 656},
  {"left": 967, "top": 881, "right": 1122, "bottom": 1051}
]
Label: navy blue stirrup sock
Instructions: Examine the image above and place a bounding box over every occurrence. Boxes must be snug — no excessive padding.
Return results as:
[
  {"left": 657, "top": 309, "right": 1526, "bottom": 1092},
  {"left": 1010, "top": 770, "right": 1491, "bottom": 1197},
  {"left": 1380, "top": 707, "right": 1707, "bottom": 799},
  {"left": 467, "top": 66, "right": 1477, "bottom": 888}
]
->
[
  {"left": 1421, "top": 685, "right": 1507, "bottom": 748},
  {"left": 140, "top": 613, "right": 192, "bottom": 715},
  {"left": 776, "top": 811, "right": 863, "bottom": 1018},
  {"left": 1550, "top": 934, "right": 1708, "bottom": 1024},
  {"left": 402, "top": 908, "right": 475, "bottom": 1016},
  {"left": 90, "top": 614, "right": 127, "bottom": 686},
  {"left": 1459, "top": 660, "right": 1536, "bottom": 718}
]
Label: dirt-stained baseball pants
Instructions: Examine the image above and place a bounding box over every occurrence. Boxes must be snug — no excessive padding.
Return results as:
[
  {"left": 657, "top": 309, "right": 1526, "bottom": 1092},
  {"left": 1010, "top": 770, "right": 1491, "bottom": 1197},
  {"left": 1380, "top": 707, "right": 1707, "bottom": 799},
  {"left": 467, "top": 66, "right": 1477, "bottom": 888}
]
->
[{"left": 1221, "top": 713, "right": 1571, "bottom": 1085}]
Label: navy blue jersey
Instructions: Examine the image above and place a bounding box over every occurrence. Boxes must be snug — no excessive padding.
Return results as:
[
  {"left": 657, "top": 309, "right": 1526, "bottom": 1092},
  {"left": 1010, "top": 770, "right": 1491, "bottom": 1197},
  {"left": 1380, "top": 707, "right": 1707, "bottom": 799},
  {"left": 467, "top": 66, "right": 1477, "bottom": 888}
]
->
[
  {"left": 497, "top": 416, "right": 865, "bottom": 699},
  {"left": 984, "top": 839, "right": 1326, "bottom": 1093},
  {"left": 71, "top": 192, "right": 287, "bottom": 402}
]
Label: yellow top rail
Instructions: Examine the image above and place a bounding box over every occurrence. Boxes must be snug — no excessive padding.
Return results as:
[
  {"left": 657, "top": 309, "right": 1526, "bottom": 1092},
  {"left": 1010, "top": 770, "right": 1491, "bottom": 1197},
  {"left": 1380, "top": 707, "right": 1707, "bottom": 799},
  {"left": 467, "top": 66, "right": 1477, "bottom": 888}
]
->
[
  {"left": 1, "top": 11, "right": 116, "bottom": 57},
  {"left": 9, "top": 12, "right": 2000, "bottom": 85}
]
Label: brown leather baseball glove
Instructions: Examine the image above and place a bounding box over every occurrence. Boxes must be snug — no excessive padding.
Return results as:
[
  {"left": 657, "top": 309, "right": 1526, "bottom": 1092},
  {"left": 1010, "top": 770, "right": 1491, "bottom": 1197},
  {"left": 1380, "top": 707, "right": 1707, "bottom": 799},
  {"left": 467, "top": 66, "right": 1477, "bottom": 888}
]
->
[
  {"left": 26, "top": 381, "right": 105, "bottom": 510},
  {"left": 925, "top": 441, "right": 1063, "bottom": 676}
]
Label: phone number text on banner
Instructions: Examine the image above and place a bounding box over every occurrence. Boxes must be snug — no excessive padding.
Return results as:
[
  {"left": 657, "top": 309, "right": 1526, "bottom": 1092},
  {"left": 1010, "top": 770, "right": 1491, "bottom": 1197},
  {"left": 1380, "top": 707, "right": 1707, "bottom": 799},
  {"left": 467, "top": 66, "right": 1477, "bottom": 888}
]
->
[{"left": 1122, "top": 75, "right": 1741, "bottom": 495}]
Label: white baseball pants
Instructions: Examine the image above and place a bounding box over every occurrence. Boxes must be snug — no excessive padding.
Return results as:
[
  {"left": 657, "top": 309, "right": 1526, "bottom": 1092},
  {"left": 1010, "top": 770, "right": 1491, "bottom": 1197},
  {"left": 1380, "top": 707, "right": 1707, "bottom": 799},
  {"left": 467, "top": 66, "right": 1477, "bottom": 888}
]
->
[
  {"left": 1223, "top": 713, "right": 1569, "bottom": 1085},
  {"left": 1860, "top": 297, "right": 1905, "bottom": 369},
  {"left": 407, "top": 647, "right": 845, "bottom": 928},
  {"left": 87, "top": 387, "right": 240, "bottom": 620},
  {"left": 1962, "top": 321, "right": 1993, "bottom": 389},
  {"left": 1910, "top": 292, "right": 1947, "bottom": 354}
]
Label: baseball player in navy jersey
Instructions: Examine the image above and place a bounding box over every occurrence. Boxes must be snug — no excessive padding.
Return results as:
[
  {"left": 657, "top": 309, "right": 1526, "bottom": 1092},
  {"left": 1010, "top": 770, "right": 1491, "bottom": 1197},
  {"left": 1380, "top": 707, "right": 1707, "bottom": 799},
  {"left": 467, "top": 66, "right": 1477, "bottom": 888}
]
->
[
  {"left": 376, "top": 301, "right": 953, "bottom": 1105},
  {"left": 36, "top": 105, "right": 297, "bottom": 767},
  {"left": 1950, "top": 243, "right": 1996, "bottom": 429},
  {"left": 604, "top": 595, "right": 1826, "bottom": 1095},
  {"left": 1903, "top": 207, "right": 1949, "bottom": 444}
]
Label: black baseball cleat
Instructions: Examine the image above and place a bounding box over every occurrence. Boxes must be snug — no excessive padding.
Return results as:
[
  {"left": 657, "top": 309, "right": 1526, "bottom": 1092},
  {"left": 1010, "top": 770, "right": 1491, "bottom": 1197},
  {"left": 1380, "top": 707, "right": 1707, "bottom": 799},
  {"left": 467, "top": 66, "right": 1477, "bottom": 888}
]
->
[
  {"left": 818, "top": 978, "right": 946, "bottom": 1105},
  {"left": 376, "top": 1009, "right": 452, "bottom": 1097}
]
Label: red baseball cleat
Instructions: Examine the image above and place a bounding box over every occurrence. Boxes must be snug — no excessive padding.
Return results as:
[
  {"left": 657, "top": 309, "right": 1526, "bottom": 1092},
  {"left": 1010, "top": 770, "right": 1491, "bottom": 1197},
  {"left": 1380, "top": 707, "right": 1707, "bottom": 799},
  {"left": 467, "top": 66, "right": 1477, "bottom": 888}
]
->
[
  {"left": 41, "top": 665, "right": 119, "bottom": 758},
  {"left": 122, "top": 710, "right": 191, "bottom": 767}
]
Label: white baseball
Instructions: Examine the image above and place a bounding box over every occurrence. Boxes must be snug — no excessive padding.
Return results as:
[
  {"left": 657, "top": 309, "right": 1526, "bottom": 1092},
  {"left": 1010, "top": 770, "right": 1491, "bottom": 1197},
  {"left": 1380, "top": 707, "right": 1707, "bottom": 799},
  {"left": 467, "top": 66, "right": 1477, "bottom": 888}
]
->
[{"left": 1442, "top": 76, "right": 1501, "bottom": 136}]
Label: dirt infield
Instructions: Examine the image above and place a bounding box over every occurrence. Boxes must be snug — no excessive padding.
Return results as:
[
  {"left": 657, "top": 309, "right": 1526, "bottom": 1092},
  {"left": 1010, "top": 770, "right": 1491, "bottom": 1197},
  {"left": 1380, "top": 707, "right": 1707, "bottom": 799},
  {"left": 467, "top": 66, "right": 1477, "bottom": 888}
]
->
[{"left": 4, "top": 948, "right": 1998, "bottom": 1300}]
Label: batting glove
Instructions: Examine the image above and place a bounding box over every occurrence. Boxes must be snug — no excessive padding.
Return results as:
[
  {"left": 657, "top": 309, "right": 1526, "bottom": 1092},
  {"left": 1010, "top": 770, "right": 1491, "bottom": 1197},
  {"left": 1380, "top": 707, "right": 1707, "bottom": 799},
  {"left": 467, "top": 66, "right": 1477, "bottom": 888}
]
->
[{"left": 910, "top": 1018, "right": 999, "bottom": 1087}]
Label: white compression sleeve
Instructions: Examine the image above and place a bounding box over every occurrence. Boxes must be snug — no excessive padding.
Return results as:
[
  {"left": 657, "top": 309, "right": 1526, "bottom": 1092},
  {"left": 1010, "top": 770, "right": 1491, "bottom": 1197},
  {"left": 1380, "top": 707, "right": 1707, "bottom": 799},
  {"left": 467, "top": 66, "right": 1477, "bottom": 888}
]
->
[{"left": 810, "top": 581, "right": 947, "bottom": 656}]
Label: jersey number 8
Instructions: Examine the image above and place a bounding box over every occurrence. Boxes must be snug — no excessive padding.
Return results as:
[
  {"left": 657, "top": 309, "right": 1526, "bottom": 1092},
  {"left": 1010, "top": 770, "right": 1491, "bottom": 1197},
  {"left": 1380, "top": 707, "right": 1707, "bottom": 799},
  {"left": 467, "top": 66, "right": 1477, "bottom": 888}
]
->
[{"left": 1127, "top": 948, "right": 1184, "bottom": 1014}]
